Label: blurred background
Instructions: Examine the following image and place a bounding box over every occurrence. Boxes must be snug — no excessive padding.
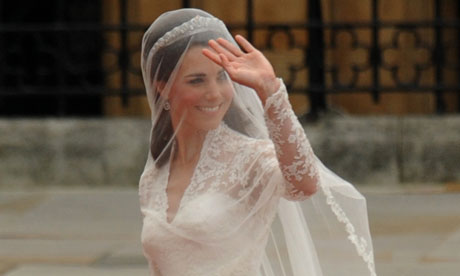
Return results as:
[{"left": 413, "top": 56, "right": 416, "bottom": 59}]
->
[{"left": 0, "top": 0, "right": 459, "bottom": 275}]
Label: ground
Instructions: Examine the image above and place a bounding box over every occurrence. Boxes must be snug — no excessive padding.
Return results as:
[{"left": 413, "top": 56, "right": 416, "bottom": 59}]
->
[{"left": 0, "top": 185, "right": 459, "bottom": 275}]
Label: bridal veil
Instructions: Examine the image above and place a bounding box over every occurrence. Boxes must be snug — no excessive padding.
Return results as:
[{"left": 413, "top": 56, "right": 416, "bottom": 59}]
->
[{"left": 139, "top": 8, "right": 376, "bottom": 276}]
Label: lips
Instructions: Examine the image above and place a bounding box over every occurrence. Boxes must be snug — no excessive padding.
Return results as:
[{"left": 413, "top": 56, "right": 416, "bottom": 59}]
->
[{"left": 196, "top": 104, "right": 221, "bottom": 113}]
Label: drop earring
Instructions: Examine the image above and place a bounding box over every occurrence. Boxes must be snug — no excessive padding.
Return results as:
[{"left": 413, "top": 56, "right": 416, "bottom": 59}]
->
[{"left": 164, "top": 101, "right": 170, "bottom": 110}]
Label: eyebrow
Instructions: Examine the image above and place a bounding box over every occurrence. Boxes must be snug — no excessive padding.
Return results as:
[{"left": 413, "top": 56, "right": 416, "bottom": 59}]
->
[
  {"left": 184, "top": 73, "right": 206, "bottom": 78},
  {"left": 184, "top": 69, "right": 226, "bottom": 78}
]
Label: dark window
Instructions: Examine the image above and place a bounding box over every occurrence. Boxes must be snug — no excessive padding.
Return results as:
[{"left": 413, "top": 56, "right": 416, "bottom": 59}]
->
[{"left": 0, "top": 0, "right": 103, "bottom": 117}]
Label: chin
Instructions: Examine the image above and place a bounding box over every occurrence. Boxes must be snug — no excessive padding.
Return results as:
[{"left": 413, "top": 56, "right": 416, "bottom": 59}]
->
[{"left": 198, "top": 120, "right": 222, "bottom": 131}]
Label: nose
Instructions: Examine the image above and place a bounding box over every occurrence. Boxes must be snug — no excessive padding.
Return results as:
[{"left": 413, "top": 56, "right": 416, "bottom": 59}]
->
[{"left": 204, "top": 80, "right": 221, "bottom": 101}]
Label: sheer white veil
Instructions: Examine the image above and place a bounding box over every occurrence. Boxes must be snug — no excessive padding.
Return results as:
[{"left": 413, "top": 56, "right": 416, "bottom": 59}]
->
[{"left": 139, "top": 8, "right": 376, "bottom": 276}]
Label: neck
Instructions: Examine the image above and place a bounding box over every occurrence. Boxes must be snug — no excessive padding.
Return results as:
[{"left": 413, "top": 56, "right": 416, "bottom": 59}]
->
[{"left": 173, "top": 126, "right": 207, "bottom": 165}]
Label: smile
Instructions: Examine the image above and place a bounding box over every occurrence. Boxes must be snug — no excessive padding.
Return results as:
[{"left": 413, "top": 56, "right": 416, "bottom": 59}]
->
[{"left": 196, "top": 105, "right": 221, "bottom": 113}]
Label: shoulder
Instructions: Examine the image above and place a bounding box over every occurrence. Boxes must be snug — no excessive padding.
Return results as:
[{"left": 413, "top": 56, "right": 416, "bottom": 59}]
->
[
  {"left": 220, "top": 123, "right": 275, "bottom": 156},
  {"left": 217, "top": 124, "right": 278, "bottom": 174}
]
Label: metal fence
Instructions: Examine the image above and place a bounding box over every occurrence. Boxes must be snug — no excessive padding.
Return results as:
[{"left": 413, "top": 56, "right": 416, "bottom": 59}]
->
[{"left": 0, "top": 0, "right": 459, "bottom": 117}]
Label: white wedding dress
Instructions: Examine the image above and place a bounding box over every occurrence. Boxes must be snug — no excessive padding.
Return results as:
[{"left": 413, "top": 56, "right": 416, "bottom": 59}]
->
[
  {"left": 139, "top": 80, "right": 376, "bottom": 275},
  {"left": 139, "top": 81, "right": 316, "bottom": 275},
  {"left": 139, "top": 9, "right": 376, "bottom": 275}
]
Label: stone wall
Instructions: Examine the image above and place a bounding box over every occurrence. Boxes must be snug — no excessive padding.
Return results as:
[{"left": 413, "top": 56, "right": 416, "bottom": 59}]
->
[{"left": 0, "top": 116, "right": 459, "bottom": 188}]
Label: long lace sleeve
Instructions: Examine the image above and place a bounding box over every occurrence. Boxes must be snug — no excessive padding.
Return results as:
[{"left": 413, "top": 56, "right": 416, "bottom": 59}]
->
[{"left": 263, "top": 79, "right": 319, "bottom": 201}]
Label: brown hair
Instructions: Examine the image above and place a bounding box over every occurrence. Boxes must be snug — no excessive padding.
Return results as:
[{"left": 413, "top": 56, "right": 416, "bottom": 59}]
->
[{"left": 148, "top": 33, "right": 215, "bottom": 167}]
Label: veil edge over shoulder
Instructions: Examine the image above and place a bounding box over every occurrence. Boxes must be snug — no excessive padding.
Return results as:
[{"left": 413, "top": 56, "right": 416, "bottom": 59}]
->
[{"left": 139, "top": 8, "right": 377, "bottom": 276}]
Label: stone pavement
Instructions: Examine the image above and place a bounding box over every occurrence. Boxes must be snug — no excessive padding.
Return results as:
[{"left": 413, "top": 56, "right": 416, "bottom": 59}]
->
[{"left": 1, "top": 185, "right": 459, "bottom": 276}]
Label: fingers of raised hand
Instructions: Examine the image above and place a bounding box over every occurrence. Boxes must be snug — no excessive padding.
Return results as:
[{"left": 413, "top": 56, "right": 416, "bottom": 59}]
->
[
  {"left": 202, "top": 48, "right": 234, "bottom": 73},
  {"left": 218, "top": 54, "right": 235, "bottom": 74},
  {"left": 216, "top": 38, "right": 243, "bottom": 57},
  {"left": 234, "top": 35, "right": 256, "bottom": 53},
  {"left": 202, "top": 48, "right": 222, "bottom": 66},
  {"left": 208, "top": 39, "right": 237, "bottom": 62}
]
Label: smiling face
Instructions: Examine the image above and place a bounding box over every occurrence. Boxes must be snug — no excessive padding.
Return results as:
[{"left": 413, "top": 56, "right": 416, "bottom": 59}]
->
[{"left": 166, "top": 46, "right": 233, "bottom": 133}]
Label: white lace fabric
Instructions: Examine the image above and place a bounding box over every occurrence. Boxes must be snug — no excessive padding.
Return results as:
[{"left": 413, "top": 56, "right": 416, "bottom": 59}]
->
[
  {"left": 266, "top": 81, "right": 376, "bottom": 275},
  {"left": 140, "top": 127, "right": 280, "bottom": 275},
  {"left": 140, "top": 80, "right": 313, "bottom": 275},
  {"left": 266, "top": 82, "right": 375, "bottom": 275},
  {"left": 139, "top": 80, "right": 376, "bottom": 275},
  {"left": 140, "top": 9, "right": 376, "bottom": 276},
  {"left": 264, "top": 79, "right": 319, "bottom": 201}
]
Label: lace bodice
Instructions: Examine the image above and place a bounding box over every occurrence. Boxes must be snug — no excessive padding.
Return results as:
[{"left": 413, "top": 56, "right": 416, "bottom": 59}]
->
[{"left": 139, "top": 80, "right": 318, "bottom": 275}]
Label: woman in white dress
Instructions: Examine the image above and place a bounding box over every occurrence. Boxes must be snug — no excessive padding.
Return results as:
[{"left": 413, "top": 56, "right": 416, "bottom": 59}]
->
[{"left": 139, "top": 8, "right": 377, "bottom": 276}]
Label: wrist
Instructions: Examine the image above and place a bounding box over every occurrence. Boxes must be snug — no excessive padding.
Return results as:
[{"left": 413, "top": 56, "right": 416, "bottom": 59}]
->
[{"left": 257, "top": 77, "right": 280, "bottom": 105}]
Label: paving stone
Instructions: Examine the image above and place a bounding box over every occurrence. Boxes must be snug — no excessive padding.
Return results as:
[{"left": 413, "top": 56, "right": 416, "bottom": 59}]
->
[
  {"left": 376, "top": 262, "right": 460, "bottom": 276},
  {"left": 4, "top": 264, "right": 148, "bottom": 276},
  {"left": 0, "top": 263, "right": 15, "bottom": 275},
  {"left": 93, "top": 241, "right": 147, "bottom": 266},
  {"left": 425, "top": 228, "right": 460, "bottom": 261},
  {"left": 0, "top": 190, "right": 143, "bottom": 239},
  {"left": 1, "top": 188, "right": 459, "bottom": 275},
  {"left": 0, "top": 239, "right": 120, "bottom": 264},
  {"left": 372, "top": 233, "right": 446, "bottom": 263}
]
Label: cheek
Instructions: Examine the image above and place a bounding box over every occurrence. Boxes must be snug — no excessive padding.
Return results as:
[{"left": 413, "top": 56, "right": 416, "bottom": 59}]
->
[
  {"left": 181, "top": 93, "right": 202, "bottom": 108},
  {"left": 171, "top": 92, "right": 203, "bottom": 116},
  {"left": 223, "top": 86, "right": 234, "bottom": 103},
  {"left": 219, "top": 81, "right": 233, "bottom": 99}
]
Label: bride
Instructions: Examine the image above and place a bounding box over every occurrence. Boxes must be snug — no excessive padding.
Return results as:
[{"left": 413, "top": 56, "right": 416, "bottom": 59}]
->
[{"left": 139, "top": 8, "right": 376, "bottom": 276}]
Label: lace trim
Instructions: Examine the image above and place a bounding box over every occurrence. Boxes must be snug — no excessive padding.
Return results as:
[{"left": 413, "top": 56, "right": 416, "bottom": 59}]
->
[
  {"left": 264, "top": 80, "right": 376, "bottom": 274},
  {"left": 151, "top": 15, "right": 226, "bottom": 54},
  {"left": 139, "top": 165, "right": 169, "bottom": 219},
  {"left": 320, "top": 184, "right": 377, "bottom": 276}
]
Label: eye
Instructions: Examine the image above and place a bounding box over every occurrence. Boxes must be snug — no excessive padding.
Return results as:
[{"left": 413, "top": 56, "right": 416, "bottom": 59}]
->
[{"left": 188, "top": 77, "right": 204, "bottom": 84}]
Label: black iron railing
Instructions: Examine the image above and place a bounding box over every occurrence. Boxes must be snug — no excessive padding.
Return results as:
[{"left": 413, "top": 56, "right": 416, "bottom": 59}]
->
[{"left": 0, "top": 0, "right": 459, "bottom": 117}]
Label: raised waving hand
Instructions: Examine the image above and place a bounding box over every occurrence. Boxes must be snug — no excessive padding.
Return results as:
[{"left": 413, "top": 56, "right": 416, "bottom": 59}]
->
[{"left": 202, "top": 35, "right": 280, "bottom": 105}]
